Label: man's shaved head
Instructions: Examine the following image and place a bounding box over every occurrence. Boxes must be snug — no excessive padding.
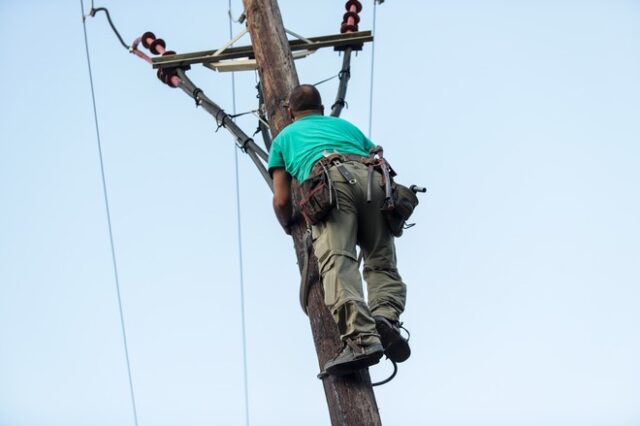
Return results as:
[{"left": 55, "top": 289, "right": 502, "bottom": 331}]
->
[{"left": 288, "top": 84, "right": 323, "bottom": 114}]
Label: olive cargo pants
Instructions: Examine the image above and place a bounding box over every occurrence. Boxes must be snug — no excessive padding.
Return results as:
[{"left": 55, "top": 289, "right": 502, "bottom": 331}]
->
[{"left": 311, "top": 161, "right": 407, "bottom": 343}]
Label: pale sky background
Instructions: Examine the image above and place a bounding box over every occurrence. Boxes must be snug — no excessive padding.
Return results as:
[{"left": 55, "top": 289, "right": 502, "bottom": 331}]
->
[{"left": 1, "top": 1, "right": 639, "bottom": 425}]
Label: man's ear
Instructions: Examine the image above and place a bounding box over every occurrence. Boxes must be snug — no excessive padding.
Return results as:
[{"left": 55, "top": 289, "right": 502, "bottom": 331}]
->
[
  {"left": 320, "top": 105, "right": 325, "bottom": 115},
  {"left": 288, "top": 107, "right": 295, "bottom": 121}
]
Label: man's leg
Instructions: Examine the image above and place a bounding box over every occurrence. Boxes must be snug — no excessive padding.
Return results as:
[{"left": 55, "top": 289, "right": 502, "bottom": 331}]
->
[
  {"left": 312, "top": 169, "right": 382, "bottom": 374},
  {"left": 312, "top": 183, "right": 379, "bottom": 343},
  {"left": 355, "top": 166, "right": 409, "bottom": 362},
  {"left": 354, "top": 170, "right": 407, "bottom": 321}
]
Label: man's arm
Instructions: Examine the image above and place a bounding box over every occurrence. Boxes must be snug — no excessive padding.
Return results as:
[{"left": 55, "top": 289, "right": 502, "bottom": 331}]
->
[{"left": 272, "top": 168, "right": 294, "bottom": 235}]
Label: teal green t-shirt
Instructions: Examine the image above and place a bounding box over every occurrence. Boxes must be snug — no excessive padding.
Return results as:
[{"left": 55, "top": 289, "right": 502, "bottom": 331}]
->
[{"left": 268, "top": 114, "right": 375, "bottom": 182}]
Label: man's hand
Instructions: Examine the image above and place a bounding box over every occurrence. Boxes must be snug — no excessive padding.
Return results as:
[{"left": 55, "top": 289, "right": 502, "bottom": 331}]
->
[{"left": 272, "top": 168, "right": 294, "bottom": 235}]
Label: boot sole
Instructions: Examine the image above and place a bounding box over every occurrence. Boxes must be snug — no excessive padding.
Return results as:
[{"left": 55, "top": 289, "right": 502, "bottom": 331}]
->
[
  {"left": 375, "top": 317, "right": 411, "bottom": 363},
  {"left": 324, "top": 350, "right": 383, "bottom": 376}
]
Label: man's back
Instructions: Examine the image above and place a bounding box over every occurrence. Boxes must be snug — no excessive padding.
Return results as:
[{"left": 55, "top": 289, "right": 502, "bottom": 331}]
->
[{"left": 268, "top": 114, "right": 374, "bottom": 182}]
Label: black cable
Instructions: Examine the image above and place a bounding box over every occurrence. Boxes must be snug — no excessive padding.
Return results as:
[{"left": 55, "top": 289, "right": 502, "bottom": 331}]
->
[
  {"left": 175, "top": 70, "right": 270, "bottom": 166},
  {"left": 331, "top": 47, "right": 352, "bottom": 117},
  {"left": 89, "top": 7, "right": 130, "bottom": 50}
]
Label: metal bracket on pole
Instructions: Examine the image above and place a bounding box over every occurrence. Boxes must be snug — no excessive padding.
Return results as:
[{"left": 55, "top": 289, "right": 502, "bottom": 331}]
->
[
  {"left": 202, "top": 27, "right": 316, "bottom": 72},
  {"left": 212, "top": 27, "right": 250, "bottom": 57},
  {"left": 284, "top": 28, "right": 313, "bottom": 44}
]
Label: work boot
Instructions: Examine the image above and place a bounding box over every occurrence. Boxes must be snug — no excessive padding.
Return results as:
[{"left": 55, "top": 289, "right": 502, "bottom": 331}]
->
[
  {"left": 323, "top": 337, "right": 383, "bottom": 376},
  {"left": 374, "top": 316, "right": 411, "bottom": 363}
]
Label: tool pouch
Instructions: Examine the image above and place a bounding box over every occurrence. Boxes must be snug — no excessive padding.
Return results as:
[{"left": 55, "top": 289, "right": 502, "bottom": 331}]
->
[
  {"left": 299, "top": 169, "right": 335, "bottom": 225},
  {"left": 382, "top": 182, "right": 419, "bottom": 237}
]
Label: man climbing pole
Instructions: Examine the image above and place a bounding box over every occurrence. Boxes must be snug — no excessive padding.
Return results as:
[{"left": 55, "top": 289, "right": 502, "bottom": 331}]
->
[{"left": 268, "top": 84, "right": 410, "bottom": 376}]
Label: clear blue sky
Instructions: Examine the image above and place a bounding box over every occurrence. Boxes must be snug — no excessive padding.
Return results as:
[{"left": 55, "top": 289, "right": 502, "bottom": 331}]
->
[{"left": 1, "top": 1, "right": 639, "bottom": 425}]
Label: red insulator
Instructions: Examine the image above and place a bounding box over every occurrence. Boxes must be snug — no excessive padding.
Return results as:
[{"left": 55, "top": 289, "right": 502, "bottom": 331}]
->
[
  {"left": 340, "top": 0, "right": 362, "bottom": 33},
  {"left": 345, "top": 0, "right": 362, "bottom": 13},
  {"left": 162, "top": 50, "right": 176, "bottom": 56},
  {"left": 166, "top": 73, "right": 179, "bottom": 88},
  {"left": 157, "top": 68, "right": 178, "bottom": 87},
  {"left": 149, "top": 38, "right": 166, "bottom": 55},
  {"left": 343, "top": 11, "right": 361, "bottom": 25},
  {"left": 341, "top": 22, "right": 358, "bottom": 33},
  {"left": 141, "top": 31, "right": 156, "bottom": 49}
]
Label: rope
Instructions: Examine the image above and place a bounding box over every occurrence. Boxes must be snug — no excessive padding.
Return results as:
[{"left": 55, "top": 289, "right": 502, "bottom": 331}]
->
[
  {"left": 367, "top": 0, "right": 378, "bottom": 138},
  {"left": 229, "top": 2, "right": 251, "bottom": 425},
  {"left": 80, "top": 1, "right": 139, "bottom": 425}
]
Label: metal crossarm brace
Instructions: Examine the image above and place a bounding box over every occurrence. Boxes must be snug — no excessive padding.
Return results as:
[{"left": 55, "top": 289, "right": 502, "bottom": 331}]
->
[
  {"left": 175, "top": 69, "right": 273, "bottom": 191},
  {"left": 151, "top": 31, "right": 373, "bottom": 70}
]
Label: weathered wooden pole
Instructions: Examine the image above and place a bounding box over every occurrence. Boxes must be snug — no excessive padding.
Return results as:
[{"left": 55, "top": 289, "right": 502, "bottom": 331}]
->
[{"left": 240, "top": 1, "right": 383, "bottom": 425}]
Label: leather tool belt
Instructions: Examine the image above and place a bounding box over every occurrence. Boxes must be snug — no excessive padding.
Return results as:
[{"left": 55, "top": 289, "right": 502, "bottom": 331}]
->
[
  {"left": 300, "top": 150, "right": 419, "bottom": 235},
  {"left": 299, "top": 153, "right": 370, "bottom": 225}
]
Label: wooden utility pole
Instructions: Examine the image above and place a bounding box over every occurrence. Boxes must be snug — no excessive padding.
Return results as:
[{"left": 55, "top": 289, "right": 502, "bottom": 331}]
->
[{"left": 241, "top": 1, "right": 383, "bottom": 424}]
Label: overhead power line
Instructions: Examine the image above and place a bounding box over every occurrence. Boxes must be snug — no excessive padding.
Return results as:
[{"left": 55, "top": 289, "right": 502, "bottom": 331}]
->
[
  {"left": 228, "top": 1, "right": 251, "bottom": 425},
  {"left": 80, "top": 1, "right": 139, "bottom": 425},
  {"left": 368, "top": 0, "right": 379, "bottom": 138}
]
